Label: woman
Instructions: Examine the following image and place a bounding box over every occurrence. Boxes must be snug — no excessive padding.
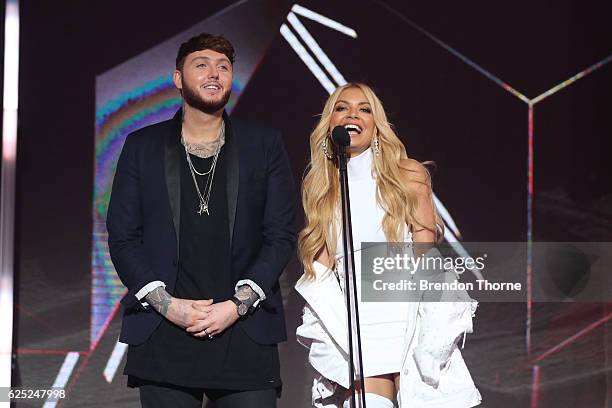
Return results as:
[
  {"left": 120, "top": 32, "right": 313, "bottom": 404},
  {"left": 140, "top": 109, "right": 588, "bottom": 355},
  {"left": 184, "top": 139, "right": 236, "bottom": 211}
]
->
[{"left": 295, "top": 83, "right": 481, "bottom": 408}]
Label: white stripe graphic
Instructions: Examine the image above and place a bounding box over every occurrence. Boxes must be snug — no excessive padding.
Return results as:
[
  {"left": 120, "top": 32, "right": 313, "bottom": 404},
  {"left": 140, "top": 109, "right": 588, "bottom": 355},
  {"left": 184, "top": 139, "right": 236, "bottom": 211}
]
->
[
  {"left": 103, "top": 341, "right": 128, "bottom": 383},
  {"left": 280, "top": 24, "right": 336, "bottom": 94},
  {"left": 42, "top": 352, "right": 80, "bottom": 408},
  {"left": 287, "top": 12, "right": 347, "bottom": 87},
  {"left": 292, "top": 4, "right": 357, "bottom": 38},
  {"left": 434, "top": 194, "right": 460, "bottom": 238},
  {"left": 1, "top": 2, "right": 20, "bottom": 404}
]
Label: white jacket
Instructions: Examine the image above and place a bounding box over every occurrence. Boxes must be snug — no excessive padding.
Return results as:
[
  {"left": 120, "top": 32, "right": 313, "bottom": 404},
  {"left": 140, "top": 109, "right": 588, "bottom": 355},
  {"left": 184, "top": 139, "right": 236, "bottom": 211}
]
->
[{"left": 295, "top": 261, "right": 482, "bottom": 408}]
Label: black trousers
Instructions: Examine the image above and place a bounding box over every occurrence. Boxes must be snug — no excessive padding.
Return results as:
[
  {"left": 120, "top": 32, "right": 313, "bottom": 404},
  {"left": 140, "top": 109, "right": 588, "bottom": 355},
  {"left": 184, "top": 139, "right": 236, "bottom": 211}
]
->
[{"left": 139, "top": 382, "right": 278, "bottom": 408}]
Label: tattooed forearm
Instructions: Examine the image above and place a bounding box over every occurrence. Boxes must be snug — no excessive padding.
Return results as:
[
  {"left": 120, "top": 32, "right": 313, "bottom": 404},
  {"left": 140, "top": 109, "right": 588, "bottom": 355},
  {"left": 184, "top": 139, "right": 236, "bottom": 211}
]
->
[
  {"left": 145, "top": 287, "right": 172, "bottom": 316},
  {"left": 235, "top": 285, "right": 260, "bottom": 309}
]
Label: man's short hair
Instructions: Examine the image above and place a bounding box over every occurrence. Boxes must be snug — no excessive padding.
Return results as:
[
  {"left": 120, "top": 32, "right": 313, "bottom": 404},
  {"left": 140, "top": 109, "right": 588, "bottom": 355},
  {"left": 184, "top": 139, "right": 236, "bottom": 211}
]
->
[{"left": 176, "top": 33, "right": 235, "bottom": 70}]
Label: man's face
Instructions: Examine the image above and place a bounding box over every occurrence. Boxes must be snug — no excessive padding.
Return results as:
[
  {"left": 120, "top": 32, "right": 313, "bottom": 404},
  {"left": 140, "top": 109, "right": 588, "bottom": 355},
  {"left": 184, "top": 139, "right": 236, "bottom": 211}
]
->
[{"left": 174, "top": 49, "right": 233, "bottom": 114}]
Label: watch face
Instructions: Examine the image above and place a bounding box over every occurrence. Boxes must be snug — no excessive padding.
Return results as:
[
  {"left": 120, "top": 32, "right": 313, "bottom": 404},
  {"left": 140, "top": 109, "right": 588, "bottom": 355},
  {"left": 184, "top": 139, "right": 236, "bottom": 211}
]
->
[{"left": 238, "top": 303, "right": 248, "bottom": 316}]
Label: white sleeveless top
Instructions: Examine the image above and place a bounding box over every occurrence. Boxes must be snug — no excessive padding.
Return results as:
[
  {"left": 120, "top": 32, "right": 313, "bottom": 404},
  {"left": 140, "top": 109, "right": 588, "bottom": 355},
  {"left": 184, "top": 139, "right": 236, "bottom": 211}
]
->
[{"left": 334, "top": 147, "right": 414, "bottom": 377}]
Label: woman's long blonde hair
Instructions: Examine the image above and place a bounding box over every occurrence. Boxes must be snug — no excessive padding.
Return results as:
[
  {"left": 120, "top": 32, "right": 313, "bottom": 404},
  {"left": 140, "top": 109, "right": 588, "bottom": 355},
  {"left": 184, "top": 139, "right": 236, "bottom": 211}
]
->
[{"left": 298, "top": 83, "right": 443, "bottom": 280}]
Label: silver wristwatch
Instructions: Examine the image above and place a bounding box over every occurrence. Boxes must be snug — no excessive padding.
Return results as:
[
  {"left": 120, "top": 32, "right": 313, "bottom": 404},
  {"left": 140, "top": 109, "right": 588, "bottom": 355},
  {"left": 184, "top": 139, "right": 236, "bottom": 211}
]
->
[{"left": 231, "top": 296, "right": 249, "bottom": 317}]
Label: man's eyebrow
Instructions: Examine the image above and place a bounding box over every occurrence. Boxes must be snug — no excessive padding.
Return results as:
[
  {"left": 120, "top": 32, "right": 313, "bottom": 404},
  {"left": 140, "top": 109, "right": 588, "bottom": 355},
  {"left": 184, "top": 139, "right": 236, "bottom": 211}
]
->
[
  {"left": 191, "top": 56, "right": 231, "bottom": 64},
  {"left": 335, "top": 99, "right": 371, "bottom": 105}
]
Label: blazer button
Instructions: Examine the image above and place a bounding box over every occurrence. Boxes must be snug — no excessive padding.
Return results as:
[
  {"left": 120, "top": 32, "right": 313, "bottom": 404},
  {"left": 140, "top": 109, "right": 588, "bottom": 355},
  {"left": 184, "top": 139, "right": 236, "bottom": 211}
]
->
[{"left": 172, "top": 259, "right": 177, "bottom": 267}]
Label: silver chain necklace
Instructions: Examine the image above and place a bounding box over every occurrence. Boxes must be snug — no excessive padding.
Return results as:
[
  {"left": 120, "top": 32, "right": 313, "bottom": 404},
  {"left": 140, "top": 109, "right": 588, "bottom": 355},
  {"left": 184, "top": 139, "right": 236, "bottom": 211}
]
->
[
  {"left": 181, "top": 121, "right": 225, "bottom": 215},
  {"left": 182, "top": 132, "right": 226, "bottom": 161}
]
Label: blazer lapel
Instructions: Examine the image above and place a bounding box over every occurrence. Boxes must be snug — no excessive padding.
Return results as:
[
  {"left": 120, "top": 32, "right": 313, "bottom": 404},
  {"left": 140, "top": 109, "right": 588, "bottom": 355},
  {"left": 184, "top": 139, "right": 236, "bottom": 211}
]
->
[
  {"left": 223, "top": 110, "right": 239, "bottom": 247},
  {"left": 165, "top": 110, "right": 182, "bottom": 247}
]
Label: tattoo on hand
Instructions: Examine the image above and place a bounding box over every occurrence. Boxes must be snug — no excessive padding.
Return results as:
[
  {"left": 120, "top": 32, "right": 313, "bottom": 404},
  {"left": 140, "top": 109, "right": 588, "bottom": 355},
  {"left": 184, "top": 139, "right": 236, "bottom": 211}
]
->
[
  {"left": 235, "top": 285, "right": 260, "bottom": 309},
  {"left": 145, "top": 287, "right": 172, "bottom": 316}
]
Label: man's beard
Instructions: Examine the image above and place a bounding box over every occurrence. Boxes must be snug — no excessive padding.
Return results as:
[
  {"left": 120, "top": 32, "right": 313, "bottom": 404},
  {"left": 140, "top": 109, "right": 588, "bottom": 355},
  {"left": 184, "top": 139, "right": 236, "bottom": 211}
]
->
[{"left": 181, "top": 81, "right": 231, "bottom": 114}]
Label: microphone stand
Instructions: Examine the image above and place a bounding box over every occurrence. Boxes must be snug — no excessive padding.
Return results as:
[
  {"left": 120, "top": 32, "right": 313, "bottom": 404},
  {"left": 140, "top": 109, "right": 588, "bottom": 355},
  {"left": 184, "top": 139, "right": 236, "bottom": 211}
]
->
[{"left": 337, "top": 144, "right": 367, "bottom": 408}]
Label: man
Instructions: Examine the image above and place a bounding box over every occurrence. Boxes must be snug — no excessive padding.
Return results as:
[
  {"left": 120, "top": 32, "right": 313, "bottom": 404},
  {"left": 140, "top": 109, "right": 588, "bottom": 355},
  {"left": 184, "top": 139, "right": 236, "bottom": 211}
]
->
[{"left": 107, "top": 33, "right": 297, "bottom": 408}]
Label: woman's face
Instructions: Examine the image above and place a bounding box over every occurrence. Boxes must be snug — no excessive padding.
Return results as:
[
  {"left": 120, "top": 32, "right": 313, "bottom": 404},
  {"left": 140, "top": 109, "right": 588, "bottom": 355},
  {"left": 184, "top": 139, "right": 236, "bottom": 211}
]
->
[{"left": 329, "top": 87, "right": 375, "bottom": 157}]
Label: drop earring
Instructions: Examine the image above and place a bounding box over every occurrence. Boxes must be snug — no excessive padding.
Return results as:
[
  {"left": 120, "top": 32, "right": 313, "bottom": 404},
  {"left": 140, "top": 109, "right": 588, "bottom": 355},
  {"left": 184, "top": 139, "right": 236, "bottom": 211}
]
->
[
  {"left": 373, "top": 134, "right": 381, "bottom": 156},
  {"left": 322, "top": 135, "right": 335, "bottom": 160}
]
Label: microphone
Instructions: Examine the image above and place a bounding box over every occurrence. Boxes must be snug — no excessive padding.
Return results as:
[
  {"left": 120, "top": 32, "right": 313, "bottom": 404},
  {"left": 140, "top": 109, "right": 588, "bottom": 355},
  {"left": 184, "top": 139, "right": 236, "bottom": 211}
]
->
[{"left": 331, "top": 125, "right": 350, "bottom": 147}]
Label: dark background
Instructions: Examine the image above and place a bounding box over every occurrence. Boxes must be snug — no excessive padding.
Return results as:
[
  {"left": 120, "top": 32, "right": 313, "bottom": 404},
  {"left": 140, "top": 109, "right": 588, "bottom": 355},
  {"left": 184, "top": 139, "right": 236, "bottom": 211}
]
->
[{"left": 11, "top": 0, "right": 612, "bottom": 406}]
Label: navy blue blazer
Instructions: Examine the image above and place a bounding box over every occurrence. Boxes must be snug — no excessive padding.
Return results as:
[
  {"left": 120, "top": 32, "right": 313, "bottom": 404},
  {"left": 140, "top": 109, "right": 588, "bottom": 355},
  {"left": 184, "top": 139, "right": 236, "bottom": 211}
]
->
[{"left": 106, "top": 110, "right": 297, "bottom": 345}]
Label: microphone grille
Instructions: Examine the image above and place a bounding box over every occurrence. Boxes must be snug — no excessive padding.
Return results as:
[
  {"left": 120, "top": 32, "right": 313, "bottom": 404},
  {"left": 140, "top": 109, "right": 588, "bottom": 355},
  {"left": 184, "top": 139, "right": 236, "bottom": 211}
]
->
[{"left": 331, "top": 126, "right": 350, "bottom": 147}]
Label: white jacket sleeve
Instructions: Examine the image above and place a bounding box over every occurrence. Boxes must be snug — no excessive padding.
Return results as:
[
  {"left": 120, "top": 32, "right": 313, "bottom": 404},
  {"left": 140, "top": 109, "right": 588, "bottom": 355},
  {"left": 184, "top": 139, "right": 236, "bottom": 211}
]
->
[
  {"left": 297, "top": 304, "right": 350, "bottom": 407},
  {"left": 297, "top": 304, "right": 351, "bottom": 385}
]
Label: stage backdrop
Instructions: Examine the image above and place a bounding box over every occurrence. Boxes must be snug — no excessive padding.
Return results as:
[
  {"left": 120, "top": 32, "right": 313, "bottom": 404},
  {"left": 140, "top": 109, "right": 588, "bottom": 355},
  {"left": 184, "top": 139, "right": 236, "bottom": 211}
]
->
[{"left": 14, "top": 1, "right": 612, "bottom": 407}]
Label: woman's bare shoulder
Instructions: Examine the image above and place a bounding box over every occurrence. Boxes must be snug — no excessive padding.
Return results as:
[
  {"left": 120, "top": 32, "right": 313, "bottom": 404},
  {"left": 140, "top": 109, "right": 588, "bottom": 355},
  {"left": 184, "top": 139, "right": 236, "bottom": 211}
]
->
[{"left": 399, "top": 158, "right": 430, "bottom": 190}]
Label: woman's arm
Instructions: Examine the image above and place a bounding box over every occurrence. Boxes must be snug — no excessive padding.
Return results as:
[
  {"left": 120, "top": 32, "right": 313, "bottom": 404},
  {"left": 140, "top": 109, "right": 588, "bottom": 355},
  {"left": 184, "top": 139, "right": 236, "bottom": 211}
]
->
[{"left": 401, "top": 159, "right": 436, "bottom": 250}]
